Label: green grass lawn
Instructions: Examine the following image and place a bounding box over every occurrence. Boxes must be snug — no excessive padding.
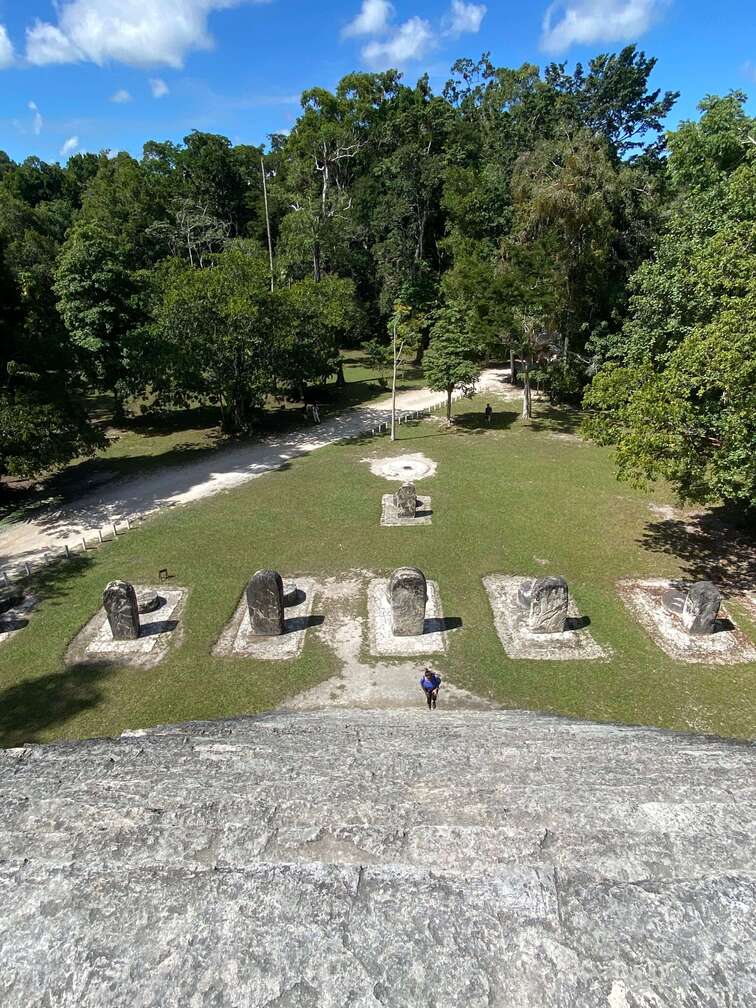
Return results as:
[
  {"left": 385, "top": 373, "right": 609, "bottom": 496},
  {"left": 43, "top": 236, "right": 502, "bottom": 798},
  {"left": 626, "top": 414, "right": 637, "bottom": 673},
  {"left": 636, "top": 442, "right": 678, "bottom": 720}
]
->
[{"left": 1, "top": 392, "right": 754, "bottom": 747}]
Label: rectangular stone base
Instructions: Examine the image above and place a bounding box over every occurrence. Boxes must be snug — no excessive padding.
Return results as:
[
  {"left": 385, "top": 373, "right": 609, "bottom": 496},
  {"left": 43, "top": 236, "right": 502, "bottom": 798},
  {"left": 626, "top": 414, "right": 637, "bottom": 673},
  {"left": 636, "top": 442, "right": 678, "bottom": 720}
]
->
[
  {"left": 214, "top": 578, "right": 317, "bottom": 660},
  {"left": 380, "top": 495, "right": 432, "bottom": 526},
  {"left": 67, "top": 587, "right": 186, "bottom": 668},
  {"left": 617, "top": 578, "right": 756, "bottom": 664},
  {"left": 368, "top": 579, "right": 450, "bottom": 655},
  {"left": 483, "top": 575, "right": 607, "bottom": 661}
]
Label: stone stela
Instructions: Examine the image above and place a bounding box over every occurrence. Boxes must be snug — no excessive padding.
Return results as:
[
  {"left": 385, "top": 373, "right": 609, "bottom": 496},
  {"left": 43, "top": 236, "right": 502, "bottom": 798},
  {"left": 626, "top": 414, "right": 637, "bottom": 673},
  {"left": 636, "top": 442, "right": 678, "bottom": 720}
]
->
[
  {"left": 663, "top": 580, "right": 722, "bottom": 634},
  {"left": 389, "top": 567, "right": 427, "bottom": 636},
  {"left": 246, "top": 569, "right": 285, "bottom": 636},
  {"left": 394, "top": 482, "right": 417, "bottom": 520},
  {"left": 517, "top": 576, "right": 569, "bottom": 634},
  {"left": 103, "top": 581, "right": 141, "bottom": 640}
]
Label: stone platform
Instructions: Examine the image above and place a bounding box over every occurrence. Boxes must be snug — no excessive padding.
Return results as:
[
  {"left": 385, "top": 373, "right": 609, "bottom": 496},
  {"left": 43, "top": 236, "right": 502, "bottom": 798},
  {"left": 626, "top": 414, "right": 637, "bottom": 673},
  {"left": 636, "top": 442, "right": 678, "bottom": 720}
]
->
[
  {"left": 1, "top": 709, "right": 753, "bottom": 1007},
  {"left": 380, "top": 494, "right": 432, "bottom": 526}
]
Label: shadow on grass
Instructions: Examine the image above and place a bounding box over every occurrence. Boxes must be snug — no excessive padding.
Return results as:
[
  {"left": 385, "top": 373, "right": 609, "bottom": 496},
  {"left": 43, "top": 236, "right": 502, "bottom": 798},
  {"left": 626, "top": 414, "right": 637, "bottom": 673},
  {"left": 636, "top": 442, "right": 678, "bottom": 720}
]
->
[
  {"left": 0, "top": 553, "right": 95, "bottom": 604},
  {"left": 452, "top": 409, "right": 519, "bottom": 433},
  {"left": 526, "top": 404, "right": 584, "bottom": 435},
  {"left": 0, "top": 660, "right": 115, "bottom": 748},
  {"left": 638, "top": 508, "right": 756, "bottom": 595}
]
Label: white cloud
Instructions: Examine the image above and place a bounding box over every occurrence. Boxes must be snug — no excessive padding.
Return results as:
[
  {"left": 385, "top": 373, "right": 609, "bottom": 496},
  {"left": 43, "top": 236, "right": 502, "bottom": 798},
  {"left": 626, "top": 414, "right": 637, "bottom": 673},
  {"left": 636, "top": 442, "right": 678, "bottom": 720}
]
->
[
  {"left": 0, "top": 24, "right": 14, "bottom": 67},
  {"left": 60, "top": 136, "right": 80, "bottom": 158},
  {"left": 342, "top": 0, "right": 393, "bottom": 38},
  {"left": 111, "top": 88, "right": 132, "bottom": 102},
  {"left": 363, "top": 16, "right": 435, "bottom": 67},
  {"left": 28, "top": 101, "right": 44, "bottom": 135},
  {"left": 25, "top": 0, "right": 253, "bottom": 69},
  {"left": 541, "top": 0, "right": 665, "bottom": 53},
  {"left": 444, "top": 0, "right": 486, "bottom": 36},
  {"left": 150, "top": 77, "right": 169, "bottom": 98}
]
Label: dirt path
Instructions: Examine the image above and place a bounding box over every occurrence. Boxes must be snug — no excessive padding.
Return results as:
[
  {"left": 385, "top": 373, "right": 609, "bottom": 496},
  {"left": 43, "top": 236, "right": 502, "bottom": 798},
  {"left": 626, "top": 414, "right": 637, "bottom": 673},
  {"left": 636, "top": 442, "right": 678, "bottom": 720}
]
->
[{"left": 0, "top": 370, "right": 513, "bottom": 573}]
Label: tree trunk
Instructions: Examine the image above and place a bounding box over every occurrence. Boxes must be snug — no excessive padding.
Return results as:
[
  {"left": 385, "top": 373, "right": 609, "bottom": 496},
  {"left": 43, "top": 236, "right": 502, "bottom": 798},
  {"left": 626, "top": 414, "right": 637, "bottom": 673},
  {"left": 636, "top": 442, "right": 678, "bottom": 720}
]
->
[
  {"left": 521, "top": 358, "right": 532, "bottom": 420},
  {"left": 509, "top": 349, "right": 517, "bottom": 384},
  {"left": 390, "top": 322, "right": 404, "bottom": 441},
  {"left": 391, "top": 347, "right": 398, "bottom": 442},
  {"left": 446, "top": 386, "right": 453, "bottom": 423},
  {"left": 336, "top": 361, "right": 346, "bottom": 387},
  {"left": 111, "top": 389, "right": 126, "bottom": 425}
]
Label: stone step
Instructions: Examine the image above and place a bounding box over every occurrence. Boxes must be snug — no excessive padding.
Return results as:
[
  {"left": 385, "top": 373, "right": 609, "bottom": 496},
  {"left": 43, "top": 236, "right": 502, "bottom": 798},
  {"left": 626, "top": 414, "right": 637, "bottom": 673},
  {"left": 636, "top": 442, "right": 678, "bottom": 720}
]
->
[
  {"left": 1, "top": 856, "right": 753, "bottom": 1008},
  {"left": 0, "top": 812, "right": 752, "bottom": 882},
  {"left": 1, "top": 709, "right": 753, "bottom": 1007}
]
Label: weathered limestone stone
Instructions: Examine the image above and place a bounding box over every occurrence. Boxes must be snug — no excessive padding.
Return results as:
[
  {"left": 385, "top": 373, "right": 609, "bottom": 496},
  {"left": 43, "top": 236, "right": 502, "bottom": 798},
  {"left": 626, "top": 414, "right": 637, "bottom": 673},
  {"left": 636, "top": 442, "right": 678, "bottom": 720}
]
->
[
  {"left": 137, "top": 591, "right": 164, "bottom": 614},
  {"left": 518, "top": 576, "right": 569, "bottom": 634},
  {"left": 282, "top": 583, "right": 304, "bottom": 608},
  {"left": 664, "top": 580, "right": 722, "bottom": 635},
  {"left": 102, "top": 581, "right": 140, "bottom": 640},
  {"left": 246, "top": 570, "right": 285, "bottom": 636},
  {"left": 394, "top": 482, "right": 417, "bottom": 519},
  {"left": 389, "top": 567, "right": 427, "bottom": 636}
]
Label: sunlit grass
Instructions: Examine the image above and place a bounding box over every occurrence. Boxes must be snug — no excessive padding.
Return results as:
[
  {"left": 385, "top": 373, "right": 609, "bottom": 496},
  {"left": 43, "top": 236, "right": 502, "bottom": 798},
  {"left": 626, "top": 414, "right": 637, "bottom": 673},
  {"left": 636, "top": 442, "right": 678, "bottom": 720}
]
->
[{"left": 1, "top": 393, "right": 753, "bottom": 747}]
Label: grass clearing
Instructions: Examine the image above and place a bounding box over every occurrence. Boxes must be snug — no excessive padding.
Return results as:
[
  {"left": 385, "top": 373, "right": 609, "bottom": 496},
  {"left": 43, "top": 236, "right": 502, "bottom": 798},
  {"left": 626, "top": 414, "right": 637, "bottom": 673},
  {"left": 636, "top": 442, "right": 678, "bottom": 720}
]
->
[{"left": 1, "top": 392, "right": 753, "bottom": 747}]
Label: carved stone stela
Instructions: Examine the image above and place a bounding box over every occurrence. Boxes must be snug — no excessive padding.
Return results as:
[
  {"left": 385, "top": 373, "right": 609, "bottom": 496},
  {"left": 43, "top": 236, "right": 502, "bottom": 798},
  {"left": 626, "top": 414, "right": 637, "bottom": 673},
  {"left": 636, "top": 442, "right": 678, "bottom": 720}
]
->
[
  {"left": 517, "top": 576, "right": 569, "bottom": 634},
  {"left": 246, "top": 569, "right": 285, "bottom": 636},
  {"left": 102, "top": 581, "right": 141, "bottom": 640},
  {"left": 389, "top": 567, "right": 427, "bottom": 636}
]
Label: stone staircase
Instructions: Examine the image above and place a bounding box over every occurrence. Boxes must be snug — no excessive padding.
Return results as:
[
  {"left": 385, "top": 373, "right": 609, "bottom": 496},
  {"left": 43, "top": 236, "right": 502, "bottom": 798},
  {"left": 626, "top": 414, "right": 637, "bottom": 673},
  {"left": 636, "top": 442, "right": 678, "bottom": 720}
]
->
[{"left": 0, "top": 709, "right": 753, "bottom": 1007}]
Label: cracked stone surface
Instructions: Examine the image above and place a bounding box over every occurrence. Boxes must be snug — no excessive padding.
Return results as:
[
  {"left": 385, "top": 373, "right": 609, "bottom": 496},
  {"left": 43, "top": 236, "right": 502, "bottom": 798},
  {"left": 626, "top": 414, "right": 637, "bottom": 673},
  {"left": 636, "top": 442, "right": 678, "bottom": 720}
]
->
[{"left": 0, "top": 709, "right": 753, "bottom": 1007}]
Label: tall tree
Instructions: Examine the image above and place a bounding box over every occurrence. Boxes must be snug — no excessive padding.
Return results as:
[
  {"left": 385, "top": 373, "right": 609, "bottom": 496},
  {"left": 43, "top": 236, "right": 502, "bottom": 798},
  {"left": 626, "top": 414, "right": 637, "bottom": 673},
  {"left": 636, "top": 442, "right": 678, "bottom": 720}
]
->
[{"left": 583, "top": 94, "right": 756, "bottom": 513}]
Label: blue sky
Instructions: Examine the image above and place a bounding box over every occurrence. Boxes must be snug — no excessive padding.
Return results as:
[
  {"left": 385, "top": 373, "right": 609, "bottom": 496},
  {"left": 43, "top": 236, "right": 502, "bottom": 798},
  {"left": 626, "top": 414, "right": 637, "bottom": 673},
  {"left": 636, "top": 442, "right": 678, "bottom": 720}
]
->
[{"left": 0, "top": 0, "right": 754, "bottom": 164}]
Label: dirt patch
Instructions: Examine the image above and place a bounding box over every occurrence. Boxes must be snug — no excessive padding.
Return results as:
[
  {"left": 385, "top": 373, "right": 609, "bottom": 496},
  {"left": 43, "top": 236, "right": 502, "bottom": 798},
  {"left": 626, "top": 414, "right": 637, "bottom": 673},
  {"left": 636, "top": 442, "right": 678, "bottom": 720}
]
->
[
  {"left": 545, "top": 432, "right": 586, "bottom": 445},
  {"left": 363, "top": 452, "right": 438, "bottom": 482},
  {"left": 213, "top": 578, "right": 318, "bottom": 660},
  {"left": 617, "top": 578, "right": 756, "bottom": 664},
  {"left": 66, "top": 586, "right": 188, "bottom": 669},
  {"left": 380, "top": 494, "right": 432, "bottom": 527},
  {"left": 483, "top": 575, "right": 608, "bottom": 661}
]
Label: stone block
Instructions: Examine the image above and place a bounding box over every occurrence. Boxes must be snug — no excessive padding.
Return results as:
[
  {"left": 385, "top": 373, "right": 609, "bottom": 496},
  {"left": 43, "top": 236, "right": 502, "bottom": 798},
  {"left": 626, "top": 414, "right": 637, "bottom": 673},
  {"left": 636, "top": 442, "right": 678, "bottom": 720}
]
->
[
  {"left": 517, "top": 576, "right": 569, "bottom": 634},
  {"left": 394, "top": 482, "right": 417, "bottom": 519},
  {"left": 103, "top": 580, "right": 140, "bottom": 640},
  {"left": 389, "top": 567, "right": 427, "bottom": 637},
  {"left": 246, "top": 570, "right": 284, "bottom": 636}
]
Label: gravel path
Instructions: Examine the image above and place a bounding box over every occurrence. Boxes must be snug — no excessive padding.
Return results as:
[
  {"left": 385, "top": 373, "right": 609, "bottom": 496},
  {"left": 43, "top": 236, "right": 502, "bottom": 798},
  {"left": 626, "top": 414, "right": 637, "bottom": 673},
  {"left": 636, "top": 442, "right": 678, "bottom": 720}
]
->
[{"left": 0, "top": 370, "right": 512, "bottom": 573}]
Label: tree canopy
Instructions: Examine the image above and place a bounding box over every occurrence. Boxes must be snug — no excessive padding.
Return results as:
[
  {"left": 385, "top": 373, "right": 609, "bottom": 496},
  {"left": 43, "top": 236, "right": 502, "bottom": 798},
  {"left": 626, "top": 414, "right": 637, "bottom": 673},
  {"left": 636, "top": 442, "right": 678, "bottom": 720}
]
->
[{"left": 0, "top": 46, "right": 753, "bottom": 515}]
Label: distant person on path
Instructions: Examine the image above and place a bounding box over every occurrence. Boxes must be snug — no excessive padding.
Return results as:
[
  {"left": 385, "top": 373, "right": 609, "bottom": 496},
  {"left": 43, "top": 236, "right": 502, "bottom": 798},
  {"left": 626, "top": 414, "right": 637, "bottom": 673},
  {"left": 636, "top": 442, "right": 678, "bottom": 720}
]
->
[
  {"left": 419, "top": 669, "right": 442, "bottom": 710},
  {"left": 484, "top": 403, "right": 493, "bottom": 424}
]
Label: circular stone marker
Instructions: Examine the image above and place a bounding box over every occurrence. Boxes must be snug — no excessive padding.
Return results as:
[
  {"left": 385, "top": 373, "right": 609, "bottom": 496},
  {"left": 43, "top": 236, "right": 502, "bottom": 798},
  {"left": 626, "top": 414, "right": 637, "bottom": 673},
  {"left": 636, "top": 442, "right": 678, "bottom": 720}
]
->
[
  {"left": 137, "top": 591, "right": 164, "bottom": 614},
  {"left": 364, "top": 452, "right": 438, "bottom": 482},
  {"left": 283, "top": 584, "right": 305, "bottom": 607}
]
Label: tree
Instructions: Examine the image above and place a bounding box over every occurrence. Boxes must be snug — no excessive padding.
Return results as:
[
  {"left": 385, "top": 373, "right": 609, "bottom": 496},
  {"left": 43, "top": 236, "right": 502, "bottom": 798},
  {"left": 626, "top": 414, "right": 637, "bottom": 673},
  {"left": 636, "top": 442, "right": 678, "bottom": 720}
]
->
[
  {"left": 55, "top": 219, "right": 142, "bottom": 420},
  {"left": 147, "top": 243, "right": 279, "bottom": 434},
  {"left": 276, "top": 275, "right": 361, "bottom": 397},
  {"left": 583, "top": 93, "right": 756, "bottom": 513},
  {"left": 423, "top": 302, "right": 480, "bottom": 422},
  {"left": 388, "top": 301, "right": 422, "bottom": 439}
]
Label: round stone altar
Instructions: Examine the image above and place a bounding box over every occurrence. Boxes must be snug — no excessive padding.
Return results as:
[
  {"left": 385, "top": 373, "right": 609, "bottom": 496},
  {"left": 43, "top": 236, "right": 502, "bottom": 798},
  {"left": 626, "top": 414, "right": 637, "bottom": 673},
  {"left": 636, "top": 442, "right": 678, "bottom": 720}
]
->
[
  {"left": 137, "top": 591, "right": 165, "bottom": 614},
  {"left": 364, "top": 452, "right": 438, "bottom": 482}
]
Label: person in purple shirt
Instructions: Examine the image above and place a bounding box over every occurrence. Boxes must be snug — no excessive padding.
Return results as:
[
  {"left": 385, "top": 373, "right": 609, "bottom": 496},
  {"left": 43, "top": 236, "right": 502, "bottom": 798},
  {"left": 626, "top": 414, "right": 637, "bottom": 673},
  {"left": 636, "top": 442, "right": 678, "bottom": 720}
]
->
[{"left": 419, "top": 668, "right": 441, "bottom": 710}]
